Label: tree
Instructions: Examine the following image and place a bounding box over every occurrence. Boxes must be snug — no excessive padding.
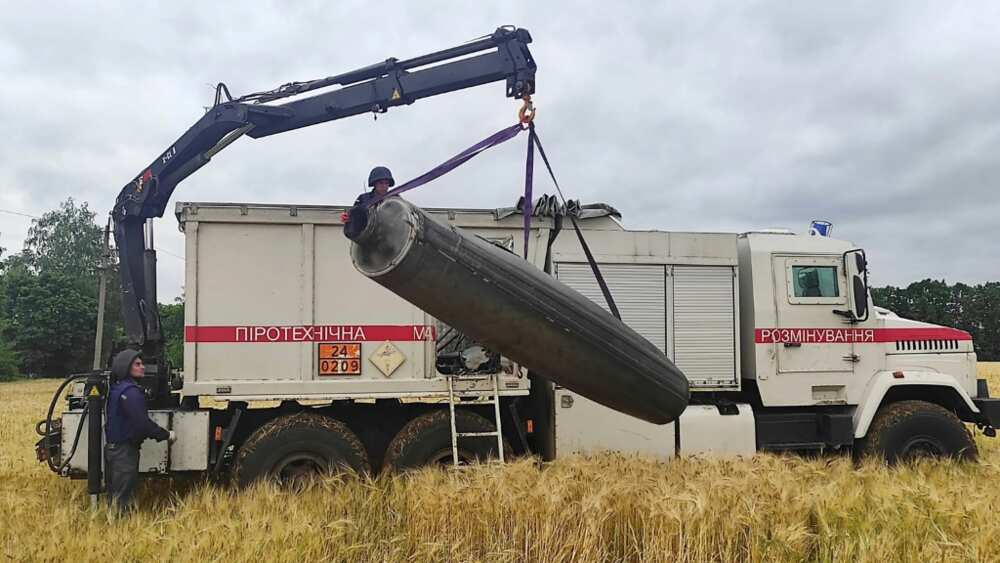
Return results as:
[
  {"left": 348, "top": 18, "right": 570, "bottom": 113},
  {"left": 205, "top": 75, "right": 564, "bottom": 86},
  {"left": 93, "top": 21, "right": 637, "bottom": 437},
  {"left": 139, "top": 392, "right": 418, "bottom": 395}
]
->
[
  {"left": 159, "top": 302, "right": 184, "bottom": 369},
  {"left": 962, "top": 282, "right": 1000, "bottom": 362},
  {"left": 0, "top": 248, "right": 15, "bottom": 379},
  {"left": 0, "top": 198, "right": 121, "bottom": 376},
  {"left": 20, "top": 198, "right": 108, "bottom": 278},
  {"left": 0, "top": 319, "right": 19, "bottom": 380},
  {"left": 1, "top": 270, "right": 95, "bottom": 376}
]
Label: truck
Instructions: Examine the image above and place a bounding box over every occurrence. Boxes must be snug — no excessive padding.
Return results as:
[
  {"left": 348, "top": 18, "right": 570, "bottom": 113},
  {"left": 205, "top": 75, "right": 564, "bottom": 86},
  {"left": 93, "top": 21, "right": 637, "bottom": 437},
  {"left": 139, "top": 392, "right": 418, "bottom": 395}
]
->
[
  {"left": 35, "top": 25, "right": 1000, "bottom": 494},
  {"left": 40, "top": 197, "right": 1000, "bottom": 487}
]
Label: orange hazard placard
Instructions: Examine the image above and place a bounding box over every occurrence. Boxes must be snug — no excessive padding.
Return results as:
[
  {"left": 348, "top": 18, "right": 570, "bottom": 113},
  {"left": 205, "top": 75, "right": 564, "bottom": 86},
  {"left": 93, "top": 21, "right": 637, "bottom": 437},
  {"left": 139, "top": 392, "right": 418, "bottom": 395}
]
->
[{"left": 318, "top": 342, "right": 362, "bottom": 376}]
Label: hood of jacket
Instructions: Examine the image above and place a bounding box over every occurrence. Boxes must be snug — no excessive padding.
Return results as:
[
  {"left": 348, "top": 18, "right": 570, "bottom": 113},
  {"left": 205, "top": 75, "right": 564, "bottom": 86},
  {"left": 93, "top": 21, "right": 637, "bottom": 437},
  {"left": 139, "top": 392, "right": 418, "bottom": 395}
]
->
[{"left": 111, "top": 349, "right": 141, "bottom": 382}]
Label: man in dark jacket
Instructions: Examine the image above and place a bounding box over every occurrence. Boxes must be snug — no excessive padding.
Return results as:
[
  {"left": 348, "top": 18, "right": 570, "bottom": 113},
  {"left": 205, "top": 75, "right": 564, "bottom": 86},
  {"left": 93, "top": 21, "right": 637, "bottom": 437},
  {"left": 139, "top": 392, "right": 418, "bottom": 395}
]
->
[
  {"left": 104, "top": 349, "right": 173, "bottom": 514},
  {"left": 355, "top": 166, "right": 395, "bottom": 207},
  {"left": 341, "top": 166, "right": 395, "bottom": 226}
]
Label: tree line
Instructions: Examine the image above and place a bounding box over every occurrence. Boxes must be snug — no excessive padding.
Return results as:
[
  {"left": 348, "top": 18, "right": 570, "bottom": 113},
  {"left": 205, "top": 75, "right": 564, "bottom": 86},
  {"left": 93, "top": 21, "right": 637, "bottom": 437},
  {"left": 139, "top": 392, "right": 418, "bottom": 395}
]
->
[
  {"left": 871, "top": 281, "right": 1000, "bottom": 362},
  {"left": 0, "top": 198, "right": 996, "bottom": 380}
]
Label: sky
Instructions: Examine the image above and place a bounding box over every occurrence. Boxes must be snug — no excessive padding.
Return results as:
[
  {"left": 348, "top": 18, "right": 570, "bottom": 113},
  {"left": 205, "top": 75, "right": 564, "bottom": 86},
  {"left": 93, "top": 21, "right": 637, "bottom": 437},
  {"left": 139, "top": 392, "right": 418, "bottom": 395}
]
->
[{"left": 1, "top": 1, "right": 998, "bottom": 302}]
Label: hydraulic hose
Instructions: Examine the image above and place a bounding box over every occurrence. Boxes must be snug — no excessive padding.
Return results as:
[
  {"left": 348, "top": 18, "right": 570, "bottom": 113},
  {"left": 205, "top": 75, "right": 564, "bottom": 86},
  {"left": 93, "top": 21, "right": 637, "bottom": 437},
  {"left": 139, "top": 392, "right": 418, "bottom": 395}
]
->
[
  {"left": 40, "top": 373, "right": 89, "bottom": 473},
  {"left": 55, "top": 405, "right": 89, "bottom": 474}
]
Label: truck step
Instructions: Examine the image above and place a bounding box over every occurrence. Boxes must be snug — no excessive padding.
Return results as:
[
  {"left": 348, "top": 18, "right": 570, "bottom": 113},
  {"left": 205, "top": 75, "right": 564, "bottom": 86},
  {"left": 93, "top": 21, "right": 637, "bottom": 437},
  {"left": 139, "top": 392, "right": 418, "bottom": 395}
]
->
[
  {"left": 451, "top": 375, "right": 498, "bottom": 381},
  {"left": 450, "top": 460, "right": 505, "bottom": 470},
  {"left": 759, "top": 442, "right": 827, "bottom": 451},
  {"left": 755, "top": 410, "right": 855, "bottom": 451},
  {"left": 456, "top": 431, "right": 499, "bottom": 438}
]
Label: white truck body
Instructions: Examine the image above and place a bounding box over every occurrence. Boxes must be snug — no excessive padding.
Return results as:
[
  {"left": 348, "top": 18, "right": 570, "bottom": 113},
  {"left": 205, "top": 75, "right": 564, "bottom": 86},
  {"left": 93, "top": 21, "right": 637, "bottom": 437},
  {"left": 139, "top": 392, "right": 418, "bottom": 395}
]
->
[
  {"left": 176, "top": 202, "right": 744, "bottom": 399},
  {"left": 179, "top": 202, "right": 531, "bottom": 401}
]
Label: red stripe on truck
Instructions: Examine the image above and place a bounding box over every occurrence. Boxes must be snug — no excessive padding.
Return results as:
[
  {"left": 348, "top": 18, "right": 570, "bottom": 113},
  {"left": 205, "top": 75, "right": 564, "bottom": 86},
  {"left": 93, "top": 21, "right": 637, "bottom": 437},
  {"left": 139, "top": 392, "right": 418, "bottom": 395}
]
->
[
  {"left": 754, "top": 327, "right": 972, "bottom": 344},
  {"left": 185, "top": 325, "right": 437, "bottom": 343}
]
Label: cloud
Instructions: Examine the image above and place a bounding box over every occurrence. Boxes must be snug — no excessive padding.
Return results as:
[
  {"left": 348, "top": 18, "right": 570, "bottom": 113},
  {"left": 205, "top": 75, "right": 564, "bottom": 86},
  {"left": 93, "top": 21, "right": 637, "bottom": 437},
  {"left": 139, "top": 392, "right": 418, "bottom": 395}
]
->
[{"left": 2, "top": 1, "right": 998, "bottom": 301}]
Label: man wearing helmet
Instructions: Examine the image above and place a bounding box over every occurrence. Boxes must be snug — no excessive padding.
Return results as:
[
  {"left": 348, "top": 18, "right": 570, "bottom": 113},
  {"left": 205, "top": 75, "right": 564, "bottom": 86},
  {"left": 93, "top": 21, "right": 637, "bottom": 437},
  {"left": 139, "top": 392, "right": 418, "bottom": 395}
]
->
[
  {"left": 356, "top": 166, "right": 395, "bottom": 207},
  {"left": 342, "top": 166, "right": 395, "bottom": 226}
]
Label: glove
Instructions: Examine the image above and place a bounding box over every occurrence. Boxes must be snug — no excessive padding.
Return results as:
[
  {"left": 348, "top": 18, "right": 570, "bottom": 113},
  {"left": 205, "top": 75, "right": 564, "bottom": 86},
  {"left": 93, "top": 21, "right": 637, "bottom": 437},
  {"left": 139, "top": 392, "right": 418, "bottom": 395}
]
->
[
  {"left": 340, "top": 212, "right": 350, "bottom": 223},
  {"left": 168, "top": 430, "right": 177, "bottom": 444}
]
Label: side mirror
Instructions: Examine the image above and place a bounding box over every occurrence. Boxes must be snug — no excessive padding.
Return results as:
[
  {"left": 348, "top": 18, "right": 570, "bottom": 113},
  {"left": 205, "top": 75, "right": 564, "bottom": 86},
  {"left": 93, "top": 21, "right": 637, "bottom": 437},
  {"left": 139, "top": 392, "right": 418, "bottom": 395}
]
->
[
  {"left": 844, "top": 249, "right": 869, "bottom": 321},
  {"left": 853, "top": 251, "right": 867, "bottom": 272}
]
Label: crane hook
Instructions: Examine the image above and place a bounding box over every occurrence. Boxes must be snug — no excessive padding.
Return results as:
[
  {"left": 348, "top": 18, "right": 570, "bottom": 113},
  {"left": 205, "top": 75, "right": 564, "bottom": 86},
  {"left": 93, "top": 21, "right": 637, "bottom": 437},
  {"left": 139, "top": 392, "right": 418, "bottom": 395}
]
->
[{"left": 518, "top": 95, "right": 536, "bottom": 125}]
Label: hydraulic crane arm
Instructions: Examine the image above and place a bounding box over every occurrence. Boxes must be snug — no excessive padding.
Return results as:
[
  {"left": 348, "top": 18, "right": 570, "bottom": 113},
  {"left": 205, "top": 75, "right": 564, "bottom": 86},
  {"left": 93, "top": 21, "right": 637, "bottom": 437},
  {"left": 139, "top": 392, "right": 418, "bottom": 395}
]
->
[
  {"left": 112, "top": 26, "right": 536, "bottom": 358},
  {"left": 113, "top": 26, "right": 534, "bottom": 221}
]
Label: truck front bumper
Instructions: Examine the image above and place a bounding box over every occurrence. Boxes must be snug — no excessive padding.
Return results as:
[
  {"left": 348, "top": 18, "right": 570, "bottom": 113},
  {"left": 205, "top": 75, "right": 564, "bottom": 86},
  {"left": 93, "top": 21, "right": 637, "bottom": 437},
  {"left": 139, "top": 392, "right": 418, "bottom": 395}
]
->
[{"left": 973, "top": 398, "right": 1000, "bottom": 429}]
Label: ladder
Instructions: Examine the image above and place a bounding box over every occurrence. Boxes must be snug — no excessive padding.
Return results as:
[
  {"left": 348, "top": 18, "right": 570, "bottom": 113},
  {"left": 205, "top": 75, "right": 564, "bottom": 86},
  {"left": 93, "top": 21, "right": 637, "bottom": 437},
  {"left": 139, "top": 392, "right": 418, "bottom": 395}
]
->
[{"left": 446, "top": 373, "right": 505, "bottom": 467}]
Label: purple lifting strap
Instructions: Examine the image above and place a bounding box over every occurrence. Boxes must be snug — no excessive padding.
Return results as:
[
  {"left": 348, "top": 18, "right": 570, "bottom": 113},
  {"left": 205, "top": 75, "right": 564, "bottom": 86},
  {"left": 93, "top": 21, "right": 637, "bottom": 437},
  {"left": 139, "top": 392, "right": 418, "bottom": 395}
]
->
[
  {"left": 523, "top": 130, "right": 535, "bottom": 259},
  {"left": 358, "top": 119, "right": 621, "bottom": 320},
  {"left": 527, "top": 123, "right": 622, "bottom": 320},
  {"left": 366, "top": 123, "right": 526, "bottom": 207}
]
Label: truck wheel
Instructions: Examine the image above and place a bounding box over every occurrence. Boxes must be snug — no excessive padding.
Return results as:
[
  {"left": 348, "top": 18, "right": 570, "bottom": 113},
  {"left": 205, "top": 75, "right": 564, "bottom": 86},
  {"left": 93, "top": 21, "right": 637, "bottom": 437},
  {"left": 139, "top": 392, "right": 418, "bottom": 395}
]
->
[
  {"left": 382, "top": 410, "right": 509, "bottom": 471},
  {"left": 233, "top": 412, "right": 370, "bottom": 487},
  {"left": 856, "top": 400, "right": 977, "bottom": 464}
]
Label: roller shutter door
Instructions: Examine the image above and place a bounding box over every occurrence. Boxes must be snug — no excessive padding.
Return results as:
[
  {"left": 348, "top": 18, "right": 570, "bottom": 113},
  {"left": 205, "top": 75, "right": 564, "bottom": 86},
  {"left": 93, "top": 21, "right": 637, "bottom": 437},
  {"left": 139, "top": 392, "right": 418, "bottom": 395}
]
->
[
  {"left": 555, "top": 263, "right": 665, "bottom": 352},
  {"left": 672, "top": 266, "right": 737, "bottom": 388}
]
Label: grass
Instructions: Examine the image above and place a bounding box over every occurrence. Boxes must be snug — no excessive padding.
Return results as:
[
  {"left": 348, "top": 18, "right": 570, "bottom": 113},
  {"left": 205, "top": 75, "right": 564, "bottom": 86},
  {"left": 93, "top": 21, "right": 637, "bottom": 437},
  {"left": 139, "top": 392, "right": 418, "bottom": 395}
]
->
[
  {"left": 979, "top": 362, "right": 1000, "bottom": 379},
  {"left": 2, "top": 364, "right": 999, "bottom": 562}
]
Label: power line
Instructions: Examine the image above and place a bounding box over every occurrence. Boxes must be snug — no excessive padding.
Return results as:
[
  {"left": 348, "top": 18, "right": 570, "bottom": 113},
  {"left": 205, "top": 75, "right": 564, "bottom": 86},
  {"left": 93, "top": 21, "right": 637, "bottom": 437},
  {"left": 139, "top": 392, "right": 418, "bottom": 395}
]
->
[
  {"left": 0, "top": 209, "right": 184, "bottom": 260},
  {"left": 0, "top": 207, "right": 184, "bottom": 261},
  {"left": 0, "top": 208, "right": 40, "bottom": 219},
  {"left": 156, "top": 247, "right": 184, "bottom": 260}
]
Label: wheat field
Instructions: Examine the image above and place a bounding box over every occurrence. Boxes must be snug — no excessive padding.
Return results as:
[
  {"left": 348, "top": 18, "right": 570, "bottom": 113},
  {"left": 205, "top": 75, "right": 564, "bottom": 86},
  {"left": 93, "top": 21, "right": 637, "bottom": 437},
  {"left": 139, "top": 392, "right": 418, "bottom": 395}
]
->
[{"left": 2, "top": 365, "right": 999, "bottom": 562}]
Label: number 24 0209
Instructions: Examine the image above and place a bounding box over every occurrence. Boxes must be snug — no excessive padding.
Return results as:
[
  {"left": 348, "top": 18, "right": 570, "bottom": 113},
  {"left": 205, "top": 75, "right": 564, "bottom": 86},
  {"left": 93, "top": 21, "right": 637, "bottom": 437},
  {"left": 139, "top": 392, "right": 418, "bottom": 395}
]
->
[{"left": 320, "top": 358, "right": 360, "bottom": 374}]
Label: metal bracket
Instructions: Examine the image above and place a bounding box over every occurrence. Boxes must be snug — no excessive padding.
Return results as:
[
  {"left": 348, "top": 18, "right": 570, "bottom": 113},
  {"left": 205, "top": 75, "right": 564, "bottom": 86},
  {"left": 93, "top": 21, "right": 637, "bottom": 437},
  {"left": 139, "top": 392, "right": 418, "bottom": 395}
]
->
[
  {"left": 508, "top": 401, "right": 531, "bottom": 455},
  {"left": 211, "top": 407, "right": 243, "bottom": 475}
]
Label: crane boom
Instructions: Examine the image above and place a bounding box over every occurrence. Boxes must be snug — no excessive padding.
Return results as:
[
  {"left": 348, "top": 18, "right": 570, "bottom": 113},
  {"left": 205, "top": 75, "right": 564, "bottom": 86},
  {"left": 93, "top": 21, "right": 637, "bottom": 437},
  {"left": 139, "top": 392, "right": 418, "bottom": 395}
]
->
[{"left": 111, "top": 27, "right": 536, "bottom": 366}]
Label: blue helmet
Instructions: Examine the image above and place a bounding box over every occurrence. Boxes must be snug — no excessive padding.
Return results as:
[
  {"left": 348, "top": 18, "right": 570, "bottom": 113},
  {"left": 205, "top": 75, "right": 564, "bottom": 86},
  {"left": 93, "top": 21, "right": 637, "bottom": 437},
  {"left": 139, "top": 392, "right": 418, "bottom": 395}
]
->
[{"left": 367, "top": 166, "right": 395, "bottom": 187}]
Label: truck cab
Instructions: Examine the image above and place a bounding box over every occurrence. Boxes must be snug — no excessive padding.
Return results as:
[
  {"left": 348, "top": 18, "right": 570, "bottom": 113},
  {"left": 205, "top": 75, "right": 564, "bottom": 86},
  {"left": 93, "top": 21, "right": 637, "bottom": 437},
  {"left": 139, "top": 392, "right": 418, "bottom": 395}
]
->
[{"left": 735, "top": 231, "right": 997, "bottom": 458}]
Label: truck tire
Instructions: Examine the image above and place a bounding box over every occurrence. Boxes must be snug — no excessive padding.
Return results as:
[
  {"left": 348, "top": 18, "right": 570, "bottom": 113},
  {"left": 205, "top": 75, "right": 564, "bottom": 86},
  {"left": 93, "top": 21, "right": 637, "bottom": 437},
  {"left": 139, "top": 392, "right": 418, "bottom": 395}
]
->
[
  {"left": 856, "top": 400, "right": 977, "bottom": 464},
  {"left": 382, "top": 410, "right": 510, "bottom": 471},
  {"left": 233, "top": 412, "right": 370, "bottom": 487}
]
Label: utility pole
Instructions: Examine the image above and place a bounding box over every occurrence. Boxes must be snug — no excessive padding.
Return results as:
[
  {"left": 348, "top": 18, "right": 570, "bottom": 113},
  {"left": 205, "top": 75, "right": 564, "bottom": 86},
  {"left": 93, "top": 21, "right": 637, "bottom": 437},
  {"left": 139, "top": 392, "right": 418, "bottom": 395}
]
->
[
  {"left": 88, "top": 219, "right": 112, "bottom": 510},
  {"left": 93, "top": 219, "right": 111, "bottom": 370}
]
